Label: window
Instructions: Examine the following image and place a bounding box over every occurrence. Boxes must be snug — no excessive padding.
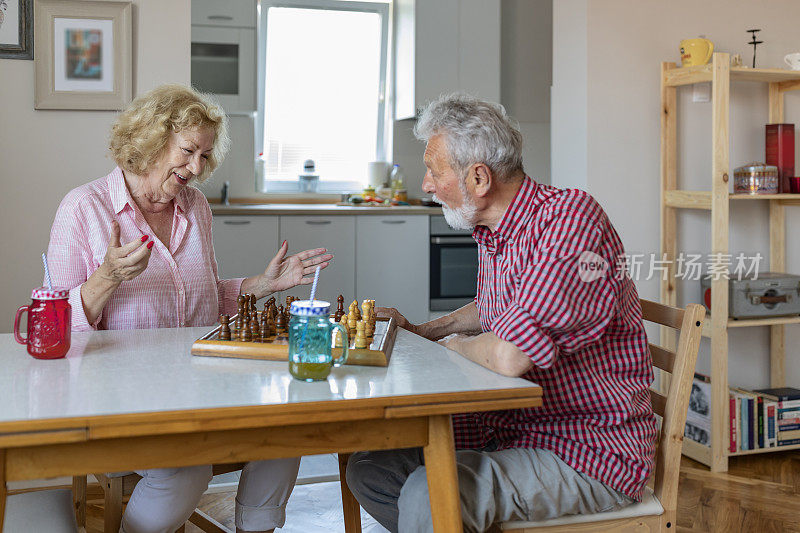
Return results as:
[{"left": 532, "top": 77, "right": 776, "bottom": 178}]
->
[{"left": 257, "top": 0, "right": 390, "bottom": 193}]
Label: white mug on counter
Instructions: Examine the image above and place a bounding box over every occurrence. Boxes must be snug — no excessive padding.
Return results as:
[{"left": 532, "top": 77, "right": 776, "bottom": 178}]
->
[
  {"left": 785, "top": 53, "right": 800, "bottom": 70},
  {"left": 367, "top": 161, "right": 391, "bottom": 188}
]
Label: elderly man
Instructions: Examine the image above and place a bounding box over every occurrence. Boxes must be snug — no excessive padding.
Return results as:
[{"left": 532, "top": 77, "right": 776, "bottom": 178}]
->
[{"left": 346, "top": 94, "right": 657, "bottom": 533}]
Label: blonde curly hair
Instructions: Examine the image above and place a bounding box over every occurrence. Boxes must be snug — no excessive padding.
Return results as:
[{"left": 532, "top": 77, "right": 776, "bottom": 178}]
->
[{"left": 109, "top": 84, "right": 230, "bottom": 183}]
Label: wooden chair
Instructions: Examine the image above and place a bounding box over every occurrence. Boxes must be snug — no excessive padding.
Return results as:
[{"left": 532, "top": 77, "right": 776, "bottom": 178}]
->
[
  {"left": 491, "top": 299, "right": 705, "bottom": 532},
  {"left": 72, "top": 463, "right": 245, "bottom": 533}
]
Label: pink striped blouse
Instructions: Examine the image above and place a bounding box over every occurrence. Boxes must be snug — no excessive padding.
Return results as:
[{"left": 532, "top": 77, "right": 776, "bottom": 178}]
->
[{"left": 46, "top": 167, "right": 243, "bottom": 331}]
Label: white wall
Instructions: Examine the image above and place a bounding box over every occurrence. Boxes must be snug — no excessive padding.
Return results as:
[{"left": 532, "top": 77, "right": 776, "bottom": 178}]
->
[
  {"left": 553, "top": 0, "right": 800, "bottom": 388},
  {"left": 551, "top": 0, "right": 587, "bottom": 190},
  {"left": 0, "top": 0, "right": 191, "bottom": 333}
]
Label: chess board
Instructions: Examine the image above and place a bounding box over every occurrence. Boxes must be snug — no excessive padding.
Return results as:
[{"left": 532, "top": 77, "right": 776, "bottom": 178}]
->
[{"left": 191, "top": 315, "right": 397, "bottom": 367}]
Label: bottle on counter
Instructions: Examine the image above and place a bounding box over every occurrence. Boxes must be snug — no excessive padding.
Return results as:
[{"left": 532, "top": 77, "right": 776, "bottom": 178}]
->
[
  {"left": 389, "top": 164, "right": 405, "bottom": 197},
  {"left": 255, "top": 152, "right": 266, "bottom": 188}
]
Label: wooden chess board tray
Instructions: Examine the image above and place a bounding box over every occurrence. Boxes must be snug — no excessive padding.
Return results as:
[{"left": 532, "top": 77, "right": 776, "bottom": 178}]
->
[{"left": 191, "top": 316, "right": 397, "bottom": 367}]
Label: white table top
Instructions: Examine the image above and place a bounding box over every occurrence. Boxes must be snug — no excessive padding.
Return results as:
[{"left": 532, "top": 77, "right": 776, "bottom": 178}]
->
[{"left": 0, "top": 327, "right": 539, "bottom": 426}]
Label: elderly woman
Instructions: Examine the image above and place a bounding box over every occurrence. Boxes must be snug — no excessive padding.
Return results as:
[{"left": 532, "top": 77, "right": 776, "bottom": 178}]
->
[{"left": 47, "top": 84, "right": 332, "bottom": 533}]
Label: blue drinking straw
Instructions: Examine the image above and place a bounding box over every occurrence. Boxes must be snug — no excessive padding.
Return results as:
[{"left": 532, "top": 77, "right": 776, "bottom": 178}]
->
[
  {"left": 42, "top": 253, "right": 53, "bottom": 290},
  {"left": 298, "top": 266, "right": 321, "bottom": 351}
]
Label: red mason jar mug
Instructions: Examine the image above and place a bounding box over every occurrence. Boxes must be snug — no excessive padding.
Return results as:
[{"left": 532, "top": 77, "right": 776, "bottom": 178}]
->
[{"left": 14, "top": 287, "right": 72, "bottom": 359}]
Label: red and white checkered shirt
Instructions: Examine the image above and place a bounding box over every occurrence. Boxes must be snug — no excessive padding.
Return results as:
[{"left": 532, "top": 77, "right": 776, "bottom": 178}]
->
[
  {"left": 46, "top": 167, "right": 243, "bottom": 331},
  {"left": 452, "top": 177, "right": 657, "bottom": 500}
]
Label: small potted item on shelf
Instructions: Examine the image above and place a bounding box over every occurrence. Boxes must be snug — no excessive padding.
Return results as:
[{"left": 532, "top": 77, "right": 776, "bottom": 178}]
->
[
  {"left": 733, "top": 162, "right": 779, "bottom": 194},
  {"left": 701, "top": 272, "right": 800, "bottom": 319}
]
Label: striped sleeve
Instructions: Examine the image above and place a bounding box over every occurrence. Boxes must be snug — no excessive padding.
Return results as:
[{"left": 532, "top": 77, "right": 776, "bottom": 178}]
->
[{"left": 46, "top": 194, "right": 102, "bottom": 331}]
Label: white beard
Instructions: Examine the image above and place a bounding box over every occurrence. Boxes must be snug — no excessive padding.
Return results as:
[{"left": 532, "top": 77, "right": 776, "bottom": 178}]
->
[{"left": 432, "top": 186, "right": 478, "bottom": 230}]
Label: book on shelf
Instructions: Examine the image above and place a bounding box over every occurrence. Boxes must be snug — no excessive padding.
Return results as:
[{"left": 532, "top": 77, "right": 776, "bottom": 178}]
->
[
  {"left": 685, "top": 375, "right": 800, "bottom": 451},
  {"left": 753, "top": 387, "right": 800, "bottom": 401},
  {"left": 685, "top": 373, "right": 712, "bottom": 446}
]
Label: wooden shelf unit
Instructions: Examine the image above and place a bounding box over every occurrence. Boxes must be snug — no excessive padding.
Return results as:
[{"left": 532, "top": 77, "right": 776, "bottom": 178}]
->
[{"left": 660, "top": 53, "right": 800, "bottom": 472}]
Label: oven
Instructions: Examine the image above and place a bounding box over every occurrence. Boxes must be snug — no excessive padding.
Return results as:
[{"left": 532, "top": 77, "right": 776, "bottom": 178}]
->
[
  {"left": 429, "top": 215, "right": 479, "bottom": 311},
  {"left": 191, "top": 0, "right": 256, "bottom": 113}
]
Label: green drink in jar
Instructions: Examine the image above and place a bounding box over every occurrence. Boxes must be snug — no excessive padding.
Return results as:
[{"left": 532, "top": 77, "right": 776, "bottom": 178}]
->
[{"left": 288, "top": 300, "right": 349, "bottom": 382}]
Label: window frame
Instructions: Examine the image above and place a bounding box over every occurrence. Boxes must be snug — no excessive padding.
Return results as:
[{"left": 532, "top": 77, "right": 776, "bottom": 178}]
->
[{"left": 256, "top": 0, "right": 390, "bottom": 193}]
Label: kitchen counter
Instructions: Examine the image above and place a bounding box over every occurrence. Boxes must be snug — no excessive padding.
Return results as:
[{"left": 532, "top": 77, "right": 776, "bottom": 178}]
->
[{"left": 211, "top": 203, "right": 442, "bottom": 215}]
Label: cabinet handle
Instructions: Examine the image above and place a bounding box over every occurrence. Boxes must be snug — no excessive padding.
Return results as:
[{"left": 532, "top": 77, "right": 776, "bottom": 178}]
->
[
  {"left": 207, "top": 15, "right": 234, "bottom": 20},
  {"left": 431, "top": 236, "right": 475, "bottom": 245},
  {"left": 381, "top": 220, "right": 406, "bottom": 225},
  {"left": 305, "top": 220, "right": 332, "bottom": 225},
  {"left": 223, "top": 220, "right": 252, "bottom": 225}
]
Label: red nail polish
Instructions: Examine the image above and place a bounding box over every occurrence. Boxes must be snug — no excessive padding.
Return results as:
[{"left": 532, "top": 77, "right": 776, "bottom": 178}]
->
[
  {"left": 282, "top": 240, "right": 287, "bottom": 246},
  {"left": 147, "top": 241, "right": 154, "bottom": 249},
  {"left": 141, "top": 235, "right": 149, "bottom": 242}
]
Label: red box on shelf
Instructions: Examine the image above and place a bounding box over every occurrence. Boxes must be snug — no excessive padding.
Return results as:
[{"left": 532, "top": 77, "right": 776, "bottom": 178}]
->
[{"left": 765, "top": 123, "right": 795, "bottom": 193}]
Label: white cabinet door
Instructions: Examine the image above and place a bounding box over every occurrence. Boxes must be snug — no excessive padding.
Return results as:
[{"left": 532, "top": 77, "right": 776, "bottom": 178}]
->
[
  {"left": 212, "top": 216, "right": 279, "bottom": 280},
  {"left": 192, "top": 0, "right": 256, "bottom": 28},
  {"left": 355, "top": 216, "right": 429, "bottom": 324},
  {"left": 279, "top": 216, "right": 356, "bottom": 308},
  {"left": 394, "top": 0, "right": 500, "bottom": 119}
]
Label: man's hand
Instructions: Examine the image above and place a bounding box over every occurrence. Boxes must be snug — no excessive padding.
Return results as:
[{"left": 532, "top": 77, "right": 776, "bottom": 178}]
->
[
  {"left": 437, "top": 333, "right": 468, "bottom": 350},
  {"left": 376, "top": 307, "right": 419, "bottom": 336}
]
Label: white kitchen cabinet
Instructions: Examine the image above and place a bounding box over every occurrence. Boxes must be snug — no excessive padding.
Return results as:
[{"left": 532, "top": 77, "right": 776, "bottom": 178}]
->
[
  {"left": 394, "top": 0, "right": 500, "bottom": 119},
  {"left": 278, "top": 216, "right": 356, "bottom": 308},
  {"left": 192, "top": 0, "right": 257, "bottom": 28},
  {"left": 355, "top": 216, "right": 429, "bottom": 324},
  {"left": 211, "top": 216, "right": 279, "bottom": 280}
]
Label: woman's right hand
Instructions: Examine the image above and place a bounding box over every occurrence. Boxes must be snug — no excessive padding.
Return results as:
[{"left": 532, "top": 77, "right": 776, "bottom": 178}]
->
[{"left": 98, "top": 220, "right": 153, "bottom": 283}]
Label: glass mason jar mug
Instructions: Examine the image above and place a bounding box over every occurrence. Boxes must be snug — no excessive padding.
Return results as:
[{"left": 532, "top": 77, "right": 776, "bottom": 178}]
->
[
  {"left": 14, "top": 287, "right": 72, "bottom": 359},
  {"left": 288, "top": 300, "right": 349, "bottom": 381}
]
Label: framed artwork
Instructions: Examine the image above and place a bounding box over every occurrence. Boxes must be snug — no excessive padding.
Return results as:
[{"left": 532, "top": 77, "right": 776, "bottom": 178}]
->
[
  {"left": 34, "top": 0, "right": 131, "bottom": 110},
  {"left": 0, "top": 0, "right": 33, "bottom": 59}
]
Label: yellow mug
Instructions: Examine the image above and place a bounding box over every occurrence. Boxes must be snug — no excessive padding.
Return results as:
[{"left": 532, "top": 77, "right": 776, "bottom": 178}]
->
[{"left": 680, "top": 38, "right": 714, "bottom": 67}]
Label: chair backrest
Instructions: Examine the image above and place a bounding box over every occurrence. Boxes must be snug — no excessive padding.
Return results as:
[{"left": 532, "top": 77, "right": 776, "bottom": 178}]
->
[{"left": 639, "top": 299, "right": 705, "bottom": 513}]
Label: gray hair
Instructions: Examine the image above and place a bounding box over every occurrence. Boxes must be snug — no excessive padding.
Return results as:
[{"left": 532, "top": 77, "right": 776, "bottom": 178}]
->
[{"left": 414, "top": 93, "right": 524, "bottom": 181}]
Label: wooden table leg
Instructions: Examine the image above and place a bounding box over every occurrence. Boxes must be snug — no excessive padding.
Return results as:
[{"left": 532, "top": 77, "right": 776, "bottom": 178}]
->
[
  {"left": 72, "top": 475, "right": 87, "bottom": 527},
  {"left": 422, "top": 415, "right": 463, "bottom": 533},
  {"left": 0, "top": 449, "right": 6, "bottom": 533},
  {"left": 338, "top": 453, "right": 362, "bottom": 533}
]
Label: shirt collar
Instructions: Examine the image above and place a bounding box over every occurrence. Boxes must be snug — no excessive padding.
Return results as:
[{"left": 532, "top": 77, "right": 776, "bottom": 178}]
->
[
  {"left": 108, "top": 166, "right": 190, "bottom": 215},
  {"left": 108, "top": 167, "right": 134, "bottom": 215},
  {"left": 472, "top": 176, "right": 539, "bottom": 254}
]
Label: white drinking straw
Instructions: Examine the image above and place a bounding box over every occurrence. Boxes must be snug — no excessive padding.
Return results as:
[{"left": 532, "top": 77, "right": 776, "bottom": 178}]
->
[
  {"left": 42, "top": 252, "right": 53, "bottom": 290},
  {"left": 309, "top": 266, "right": 321, "bottom": 304},
  {"left": 299, "top": 266, "right": 322, "bottom": 352}
]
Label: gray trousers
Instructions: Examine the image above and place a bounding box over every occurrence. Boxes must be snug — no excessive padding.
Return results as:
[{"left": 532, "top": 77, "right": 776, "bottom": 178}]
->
[{"left": 346, "top": 447, "right": 634, "bottom": 533}]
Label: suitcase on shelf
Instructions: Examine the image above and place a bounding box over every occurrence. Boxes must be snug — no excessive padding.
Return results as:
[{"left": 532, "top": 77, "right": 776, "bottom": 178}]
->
[{"left": 701, "top": 272, "right": 800, "bottom": 319}]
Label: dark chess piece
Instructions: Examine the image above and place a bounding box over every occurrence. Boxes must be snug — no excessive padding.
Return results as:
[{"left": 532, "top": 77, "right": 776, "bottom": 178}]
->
[
  {"left": 276, "top": 305, "right": 287, "bottom": 332},
  {"left": 219, "top": 314, "right": 231, "bottom": 341},
  {"left": 267, "top": 307, "right": 277, "bottom": 336},
  {"left": 241, "top": 318, "right": 252, "bottom": 342},
  {"left": 250, "top": 318, "right": 260, "bottom": 342},
  {"left": 335, "top": 295, "right": 345, "bottom": 322},
  {"left": 260, "top": 311, "right": 269, "bottom": 339}
]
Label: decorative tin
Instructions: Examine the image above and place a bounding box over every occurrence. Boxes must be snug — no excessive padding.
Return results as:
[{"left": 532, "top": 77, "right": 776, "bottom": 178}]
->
[{"left": 733, "top": 162, "right": 779, "bottom": 194}]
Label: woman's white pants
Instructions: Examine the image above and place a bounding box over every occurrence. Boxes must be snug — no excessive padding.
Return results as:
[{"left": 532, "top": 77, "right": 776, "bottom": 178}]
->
[{"left": 120, "top": 457, "right": 300, "bottom": 533}]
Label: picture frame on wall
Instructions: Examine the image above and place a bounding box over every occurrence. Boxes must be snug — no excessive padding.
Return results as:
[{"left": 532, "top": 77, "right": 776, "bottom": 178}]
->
[
  {"left": 0, "top": 0, "right": 33, "bottom": 59},
  {"left": 34, "top": 0, "right": 131, "bottom": 110}
]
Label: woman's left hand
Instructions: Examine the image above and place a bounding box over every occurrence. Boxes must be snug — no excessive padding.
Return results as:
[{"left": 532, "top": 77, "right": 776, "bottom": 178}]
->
[{"left": 258, "top": 240, "right": 333, "bottom": 295}]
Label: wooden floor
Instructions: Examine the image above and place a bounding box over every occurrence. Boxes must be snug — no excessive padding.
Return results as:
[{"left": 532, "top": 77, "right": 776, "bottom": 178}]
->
[{"left": 80, "top": 450, "right": 800, "bottom": 533}]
